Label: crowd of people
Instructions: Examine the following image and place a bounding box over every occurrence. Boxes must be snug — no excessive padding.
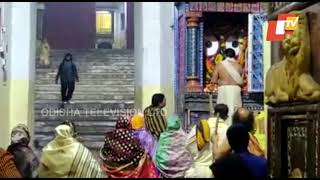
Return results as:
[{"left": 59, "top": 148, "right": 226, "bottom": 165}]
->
[{"left": 0, "top": 93, "right": 267, "bottom": 178}]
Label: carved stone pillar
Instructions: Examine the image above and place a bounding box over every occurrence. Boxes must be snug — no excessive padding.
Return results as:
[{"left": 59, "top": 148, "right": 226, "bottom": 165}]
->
[{"left": 185, "top": 12, "right": 202, "bottom": 92}]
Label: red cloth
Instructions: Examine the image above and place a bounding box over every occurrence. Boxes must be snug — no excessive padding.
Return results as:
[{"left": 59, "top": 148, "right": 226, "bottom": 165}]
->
[
  {"left": 0, "top": 148, "right": 22, "bottom": 178},
  {"left": 102, "top": 154, "right": 159, "bottom": 178}
]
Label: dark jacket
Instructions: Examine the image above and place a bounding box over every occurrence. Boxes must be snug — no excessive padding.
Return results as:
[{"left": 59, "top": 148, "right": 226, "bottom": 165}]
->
[
  {"left": 55, "top": 60, "right": 79, "bottom": 83},
  {"left": 210, "top": 150, "right": 267, "bottom": 179},
  {"left": 7, "top": 144, "right": 39, "bottom": 178}
]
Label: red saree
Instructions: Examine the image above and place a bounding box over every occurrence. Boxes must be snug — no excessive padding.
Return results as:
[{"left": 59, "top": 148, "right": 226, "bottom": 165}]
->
[{"left": 101, "top": 153, "right": 159, "bottom": 178}]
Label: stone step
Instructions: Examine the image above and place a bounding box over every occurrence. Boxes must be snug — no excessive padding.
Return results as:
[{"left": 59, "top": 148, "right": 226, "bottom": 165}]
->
[
  {"left": 34, "top": 101, "right": 134, "bottom": 110},
  {"left": 49, "top": 54, "right": 135, "bottom": 60},
  {"left": 36, "top": 70, "right": 134, "bottom": 75},
  {"left": 43, "top": 58, "right": 134, "bottom": 66},
  {"left": 35, "top": 91, "right": 134, "bottom": 96},
  {"left": 35, "top": 93, "right": 134, "bottom": 101},
  {"left": 38, "top": 69, "right": 134, "bottom": 74},
  {"left": 46, "top": 61, "right": 134, "bottom": 67},
  {"left": 36, "top": 72, "right": 134, "bottom": 79},
  {"left": 36, "top": 62, "right": 135, "bottom": 68},
  {"left": 35, "top": 79, "right": 134, "bottom": 85},
  {"left": 49, "top": 50, "right": 134, "bottom": 62},
  {"left": 35, "top": 85, "right": 134, "bottom": 92},
  {"left": 46, "top": 60, "right": 134, "bottom": 66},
  {"left": 49, "top": 55, "right": 134, "bottom": 60},
  {"left": 49, "top": 53, "right": 134, "bottom": 61},
  {"left": 37, "top": 64, "right": 135, "bottom": 72},
  {"left": 51, "top": 48, "right": 133, "bottom": 55},
  {"left": 51, "top": 51, "right": 133, "bottom": 55}
]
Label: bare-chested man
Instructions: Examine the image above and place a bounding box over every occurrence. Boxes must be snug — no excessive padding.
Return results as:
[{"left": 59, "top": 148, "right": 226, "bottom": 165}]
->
[{"left": 211, "top": 48, "right": 243, "bottom": 125}]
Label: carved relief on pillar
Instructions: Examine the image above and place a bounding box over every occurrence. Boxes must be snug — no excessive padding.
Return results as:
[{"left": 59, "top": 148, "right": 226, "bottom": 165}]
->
[
  {"left": 185, "top": 12, "right": 202, "bottom": 92},
  {"left": 186, "top": 12, "right": 201, "bottom": 27}
]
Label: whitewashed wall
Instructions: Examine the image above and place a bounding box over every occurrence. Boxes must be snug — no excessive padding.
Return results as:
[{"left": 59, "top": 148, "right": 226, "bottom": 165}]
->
[{"left": 134, "top": 2, "right": 175, "bottom": 116}]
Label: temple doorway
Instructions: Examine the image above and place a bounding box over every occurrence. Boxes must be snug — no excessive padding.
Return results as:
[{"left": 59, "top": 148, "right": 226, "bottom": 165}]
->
[
  {"left": 174, "top": 2, "right": 268, "bottom": 152},
  {"left": 203, "top": 12, "right": 249, "bottom": 93},
  {"left": 95, "top": 2, "right": 127, "bottom": 49}
]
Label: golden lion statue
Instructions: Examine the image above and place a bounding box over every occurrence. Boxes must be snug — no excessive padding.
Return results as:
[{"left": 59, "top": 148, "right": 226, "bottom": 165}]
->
[{"left": 265, "top": 11, "right": 320, "bottom": 104}]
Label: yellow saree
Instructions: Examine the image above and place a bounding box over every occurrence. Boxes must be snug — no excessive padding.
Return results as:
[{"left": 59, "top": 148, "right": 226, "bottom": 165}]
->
[
  {"left": 38, "top": 125, "right": 105, "bottom": 178},
  {"left": 185, "top": 117, "right": 228, "bottom": 178}
]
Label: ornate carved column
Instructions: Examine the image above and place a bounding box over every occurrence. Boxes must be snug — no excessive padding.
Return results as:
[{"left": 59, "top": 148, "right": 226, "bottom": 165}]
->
[{"left": 185, "top": 12, "right": 202, "bottom": 92}]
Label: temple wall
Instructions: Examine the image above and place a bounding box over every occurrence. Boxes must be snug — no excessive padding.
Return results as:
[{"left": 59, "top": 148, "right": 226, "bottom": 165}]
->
[
  {"left": 134, "top": 2, "right": 144, "bottom": 112},
  {"left": 126, "top": 2, "right": 134, "bottom": 49},
  {"left": 43, "top": 2, "right": 96, "bottom": 49},
  {"left": 0, "top": 2, "right": 36, "bottom": 147},
  {"left": 0, "top": 2, "right": 12, "bottom": 148},
  {"left": 134, "top": 2, "right": 161, "bottom": 113},
  {"left": 160, "top": 2, "right": 175, "bottom": 116},
  {"left": 134, "top": 2, "right": 175, "bottom": 116},
  {"left": 112, "top": 4, "right": 126, "bottom": 49}
]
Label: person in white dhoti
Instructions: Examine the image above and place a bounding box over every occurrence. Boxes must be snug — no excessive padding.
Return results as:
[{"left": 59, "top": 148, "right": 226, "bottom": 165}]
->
[
  {"left": 184, "top": 104, "right": 229, "bottom": 178},
  {"left": 211, "top": 48, "right": 243, "bottom": 126}
]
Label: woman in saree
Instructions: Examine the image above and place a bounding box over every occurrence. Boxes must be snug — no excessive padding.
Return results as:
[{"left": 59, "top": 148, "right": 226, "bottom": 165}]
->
[
  {"left": 100, "top": 116, "right": 159, "bottom": 178},
  {"left": 155, "top": 115, "right": 192, "bottom": 178},
  {"left": 184, "top": 119, "right": 215, "bottom": 178},
  {"left": 185, "top": 104, "right": 230, "bottom": 178},
  {"left": 130, "top": 113, "right": 157, "bottom": 161},
  {"left": 38, "top": 122, "right": 105, "bottom": 178}
]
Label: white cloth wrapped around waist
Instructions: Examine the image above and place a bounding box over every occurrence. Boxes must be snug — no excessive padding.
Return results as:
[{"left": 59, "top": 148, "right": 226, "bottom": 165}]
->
[{"left": 217, "top": 85, "right": 242, "bottom": 125}]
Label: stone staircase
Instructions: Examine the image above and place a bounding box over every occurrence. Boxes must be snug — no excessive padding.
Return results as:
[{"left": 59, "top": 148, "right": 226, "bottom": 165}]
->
[{"left": 34, "top": 49, "right": 135, "bottom": 158}]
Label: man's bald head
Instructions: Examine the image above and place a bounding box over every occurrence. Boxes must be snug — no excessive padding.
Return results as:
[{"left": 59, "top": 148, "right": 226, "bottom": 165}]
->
[
  {"left": 237, "top": 108, "right": 251, "bottom": 121},
  {"left": 232, "top": 107, "right": 254, "bottom": 132}
]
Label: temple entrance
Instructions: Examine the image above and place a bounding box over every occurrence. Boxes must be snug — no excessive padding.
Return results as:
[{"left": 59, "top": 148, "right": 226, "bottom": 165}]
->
[
  {"left": 95, "top": 2, "right": 127, "bottom": 49},
  {"left": 203, "top": 12, "right": 249, "bottom": 93}
]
